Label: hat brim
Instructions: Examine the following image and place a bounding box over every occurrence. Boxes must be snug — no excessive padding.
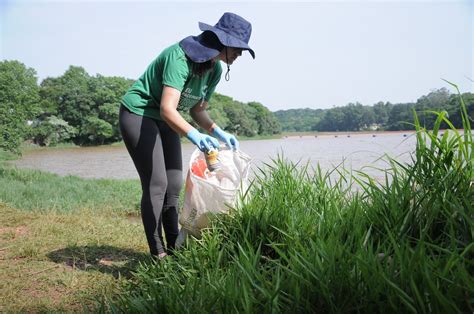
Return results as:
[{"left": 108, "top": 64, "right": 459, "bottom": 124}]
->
[
  {"left": 199, "top": 22, "right": 255, "bottom": 59},
  {"left": 179, "top": 35, "right": 221, "bottom": 63}
]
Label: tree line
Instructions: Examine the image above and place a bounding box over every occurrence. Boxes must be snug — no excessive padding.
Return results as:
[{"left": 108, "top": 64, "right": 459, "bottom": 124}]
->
[
  {"left": 0, "top": 60, "right": 280, "bottom": 153},
  {"left": 1, "top": 60, "right": 472, "bottom": 154},
  {"left": 275, "top": 88, "right": 473, "bottom": 132}
]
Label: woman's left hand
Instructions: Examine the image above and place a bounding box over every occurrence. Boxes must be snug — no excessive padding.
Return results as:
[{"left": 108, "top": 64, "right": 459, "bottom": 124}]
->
[{"left": 212, "top": 126, "right": 239, "bottom": 150}]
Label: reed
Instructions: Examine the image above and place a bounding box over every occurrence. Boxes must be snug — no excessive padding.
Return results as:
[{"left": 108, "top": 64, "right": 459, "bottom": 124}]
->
[{"left": 102, "top": 86, "right": 472, "bottom": 312}]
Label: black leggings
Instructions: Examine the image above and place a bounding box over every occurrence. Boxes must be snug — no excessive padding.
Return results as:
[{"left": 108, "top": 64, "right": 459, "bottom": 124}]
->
[{"left": 119, "top": 105, "right": 181, "bottom": 255}]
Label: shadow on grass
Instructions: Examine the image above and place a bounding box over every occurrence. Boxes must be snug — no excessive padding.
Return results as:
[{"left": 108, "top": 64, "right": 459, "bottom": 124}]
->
[{"left": 47, "top": 245, "right": 151, "bottom": 278}]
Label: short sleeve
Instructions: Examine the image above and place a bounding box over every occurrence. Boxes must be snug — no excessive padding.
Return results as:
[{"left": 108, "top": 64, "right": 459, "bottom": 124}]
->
[
  {"left": 161, "top": 54, "right": 189, "bottom": 92},
  {"left": 204, "top": 62, "right": 222, "bottom": 101}
]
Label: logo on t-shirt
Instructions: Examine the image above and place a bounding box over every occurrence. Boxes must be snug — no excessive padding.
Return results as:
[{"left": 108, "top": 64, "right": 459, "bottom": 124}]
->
[
  {"left": 202, "top": 85, "right": 208, "bottom": 97},
  {"left": 177, "top": 84, "right": 209, "bottom": 111}
]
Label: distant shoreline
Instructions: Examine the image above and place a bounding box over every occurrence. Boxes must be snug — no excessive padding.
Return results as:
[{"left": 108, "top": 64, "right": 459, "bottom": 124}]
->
[
  {"left": 279, "top": 129, "right": 464, "bottom": 139},
  {"left": 281, "top": 130, "right": 417, "bottom": 138}
]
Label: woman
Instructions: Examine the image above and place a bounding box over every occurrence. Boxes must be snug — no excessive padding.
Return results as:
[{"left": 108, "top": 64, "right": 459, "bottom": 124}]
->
[{"left": 119, "top": 12, "right": 255, "bottom": 259}]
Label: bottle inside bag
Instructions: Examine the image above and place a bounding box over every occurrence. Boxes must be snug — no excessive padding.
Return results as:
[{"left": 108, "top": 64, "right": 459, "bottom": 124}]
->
[
  {"left": 190, "top": 148, "right": 221, "bottom": 179},
  {"left": 205, "top": 148, "right": 221, "bottom": 172}
]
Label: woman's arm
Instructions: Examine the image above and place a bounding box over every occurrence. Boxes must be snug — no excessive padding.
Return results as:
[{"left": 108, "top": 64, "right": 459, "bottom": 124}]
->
[
  {"left": 161, "top": 86, "right": 219, "bottom": 151},
  {"left": 160, "top": 86, "right": 194, "bottom": 135},
  {"left": 190, "top": 101, "right": 240, "bottom": 150},
  {"left": 189, "top": 100, "right": 216, "bottom": 133}
]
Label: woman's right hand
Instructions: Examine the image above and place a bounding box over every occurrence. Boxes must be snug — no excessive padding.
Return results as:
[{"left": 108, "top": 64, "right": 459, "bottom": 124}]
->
[{"left": 186, "top": 128, "right": 219, "bottom": 152}]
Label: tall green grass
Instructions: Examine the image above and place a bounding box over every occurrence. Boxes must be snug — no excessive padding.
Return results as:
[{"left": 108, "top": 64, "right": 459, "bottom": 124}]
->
[{"left": 103, "top": 87, "right": 472, "bottom": 313}]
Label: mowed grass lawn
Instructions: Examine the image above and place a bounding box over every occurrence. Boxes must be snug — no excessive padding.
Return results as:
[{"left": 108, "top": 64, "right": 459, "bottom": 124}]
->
[{"left": 0, "top": 160, "right": 149, "bottom": 312}]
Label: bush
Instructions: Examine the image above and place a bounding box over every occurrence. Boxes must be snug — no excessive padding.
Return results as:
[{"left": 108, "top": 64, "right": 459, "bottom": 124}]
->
[{"left": 31, "top": 115, "right": 77, "bottom": 146}]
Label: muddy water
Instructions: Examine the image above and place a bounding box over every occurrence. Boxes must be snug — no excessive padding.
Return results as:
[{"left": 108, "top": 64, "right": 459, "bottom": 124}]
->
[{"left": 12, "top": 132, "right": 417, "bottom": 180}]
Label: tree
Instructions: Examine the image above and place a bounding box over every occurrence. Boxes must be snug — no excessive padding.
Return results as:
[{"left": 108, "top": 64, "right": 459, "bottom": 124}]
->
[
  {"left": 248, "top": 101, "right": 281, "bottom": 135},
  {"left": 0, "top": 60, "right": 40, "bottom": 153},
  {"left": 81, "top": 116, "right": 113, "bottom": 145},
  {"left": 38, "top": 76, "right": 63, "bottom": 115},
  {"left": 55, "top": 66, "right": 93, "bottom": 143},
  {"left": 317, "top": 107, "right": 345, "bottom": 131},
  {"left": 358, "top": 104, "right": 375, "bottom": 130},
  {"left": 31, "top": 115, "right": 77, "bottom": 146},
  {"left": 223, "top": 102, "right": 258, "bottom": 136},
  {"left": 36, "top": 68, "right": 133, "bottom": 145},
  {"left": 274, "top": 108, "right": 323, "bottom": 132},
  {"left": 415, "top": 88, "right": 451, "bottom": 128},
  {"left": 209, "top": 94, "right": 281, "bottom": 136},
  {"left": 443, "top": 92, "right": 474, "bottom": 129},
  {"left": 89, "top": 75, "right": 133, "bottom": 143},
  {"left": 387, "top": 103, "right": 414, "bottom": 130},
  {"left": 373, "top": 101, "right": 392, "bottom": 128},
  {"left": 207, "top": 93, "right": 231, "bottom": 129}
]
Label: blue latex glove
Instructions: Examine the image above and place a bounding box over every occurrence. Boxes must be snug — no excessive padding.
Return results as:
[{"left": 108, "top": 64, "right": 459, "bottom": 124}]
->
[
  {"left": 186, "top": 128, "right": 219, "bottom": 152},
  {"left": 212, "top": 126, "right": 239, "bottom": 150}
]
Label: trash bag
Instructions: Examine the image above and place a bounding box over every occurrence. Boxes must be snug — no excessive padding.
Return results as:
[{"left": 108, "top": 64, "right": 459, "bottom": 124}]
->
[{"left": 177, "top": 148, "right": 251, "bottom": 244}]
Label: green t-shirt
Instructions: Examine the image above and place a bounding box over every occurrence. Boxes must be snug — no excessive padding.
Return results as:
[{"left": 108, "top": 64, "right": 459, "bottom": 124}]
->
[{"left": 121, "top": 43, "right": 222, "bottom": 121}]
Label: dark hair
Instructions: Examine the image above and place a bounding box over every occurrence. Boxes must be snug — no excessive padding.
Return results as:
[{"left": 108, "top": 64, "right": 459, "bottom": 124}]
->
[{"left": 190, "top": 31, "right": 224, "bottom": 76}]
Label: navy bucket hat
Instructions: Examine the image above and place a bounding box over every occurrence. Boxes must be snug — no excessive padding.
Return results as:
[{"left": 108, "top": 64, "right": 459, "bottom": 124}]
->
[{"left": 180, "top": 12, "right": 255, "bottom": 63}]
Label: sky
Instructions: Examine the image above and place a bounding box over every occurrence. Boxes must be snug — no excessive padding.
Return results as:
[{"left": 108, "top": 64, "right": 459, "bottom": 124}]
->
[{"left": 1, "top": 0, "right": 473, "bottom": 111}]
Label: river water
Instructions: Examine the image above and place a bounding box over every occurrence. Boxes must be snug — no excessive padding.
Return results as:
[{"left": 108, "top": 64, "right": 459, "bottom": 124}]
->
[{"left": 11, "top": 132, "right": 417, "bottom": 181}]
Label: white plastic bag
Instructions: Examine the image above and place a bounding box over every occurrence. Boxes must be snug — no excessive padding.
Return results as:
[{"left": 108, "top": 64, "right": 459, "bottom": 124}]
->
[{"left": 178, "top": 148, "right": 251, "bottom": 240}]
